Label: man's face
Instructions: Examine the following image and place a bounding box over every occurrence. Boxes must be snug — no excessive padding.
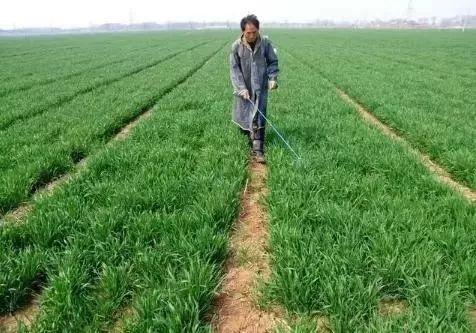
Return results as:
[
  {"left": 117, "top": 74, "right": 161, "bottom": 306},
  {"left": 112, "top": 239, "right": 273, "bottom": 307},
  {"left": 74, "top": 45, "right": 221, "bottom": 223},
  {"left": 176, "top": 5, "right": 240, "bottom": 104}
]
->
[{"left": 243, "top": 23, "right": 258, "bottom": 43}]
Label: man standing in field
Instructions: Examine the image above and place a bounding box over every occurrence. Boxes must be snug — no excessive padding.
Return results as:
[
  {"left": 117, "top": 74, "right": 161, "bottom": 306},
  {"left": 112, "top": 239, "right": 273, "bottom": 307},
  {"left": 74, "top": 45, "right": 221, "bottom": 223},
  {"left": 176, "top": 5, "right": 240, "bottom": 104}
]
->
[{"left": 230, "top": 14, "right": 279, "bottom": 164}]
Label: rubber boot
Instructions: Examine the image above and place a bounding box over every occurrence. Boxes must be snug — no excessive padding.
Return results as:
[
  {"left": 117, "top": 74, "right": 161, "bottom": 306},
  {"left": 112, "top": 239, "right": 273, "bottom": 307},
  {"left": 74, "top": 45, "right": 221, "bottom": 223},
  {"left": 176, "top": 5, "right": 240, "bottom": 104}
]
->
[
  {"left": 253, "top": 140, "right": 265, "bottom": 164},
  {"left": 252, "top": 127, "right": 266, "bottom": 164}
]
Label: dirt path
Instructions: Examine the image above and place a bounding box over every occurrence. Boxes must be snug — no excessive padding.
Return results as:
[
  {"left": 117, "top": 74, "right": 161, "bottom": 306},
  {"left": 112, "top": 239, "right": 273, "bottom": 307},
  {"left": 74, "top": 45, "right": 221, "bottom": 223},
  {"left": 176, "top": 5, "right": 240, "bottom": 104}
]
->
[
  {"left": 212, "top": 158, "right": 286, "bottom": 332},
  {"left": 337, "top": 88, "right": 476, "bottom": 204},
  {"left": 469, "top": 308, "right": 476, "bottom": 330}
]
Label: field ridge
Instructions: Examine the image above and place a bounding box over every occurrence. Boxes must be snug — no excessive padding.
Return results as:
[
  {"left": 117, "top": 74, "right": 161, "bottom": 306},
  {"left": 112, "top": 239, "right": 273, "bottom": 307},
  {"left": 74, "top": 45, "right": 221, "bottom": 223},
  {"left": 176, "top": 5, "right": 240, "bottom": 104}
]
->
[{"left": 212, "top": 158, "right": 287, "bottom": 332}]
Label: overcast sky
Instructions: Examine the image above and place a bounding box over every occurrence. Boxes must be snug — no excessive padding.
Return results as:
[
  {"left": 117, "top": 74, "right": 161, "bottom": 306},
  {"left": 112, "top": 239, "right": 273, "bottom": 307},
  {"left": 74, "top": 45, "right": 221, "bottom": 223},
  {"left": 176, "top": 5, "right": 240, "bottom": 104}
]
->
[{"left": 0, "top": 0, "right": 474, "bottom": 29}]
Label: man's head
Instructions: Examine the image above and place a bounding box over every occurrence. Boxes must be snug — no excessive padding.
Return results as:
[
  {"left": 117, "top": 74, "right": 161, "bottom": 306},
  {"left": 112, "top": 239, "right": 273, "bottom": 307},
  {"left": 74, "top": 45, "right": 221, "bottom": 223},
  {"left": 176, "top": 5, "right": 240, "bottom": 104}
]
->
[{"left": 240, "top": 14, "right": 260, "bottom": 44}]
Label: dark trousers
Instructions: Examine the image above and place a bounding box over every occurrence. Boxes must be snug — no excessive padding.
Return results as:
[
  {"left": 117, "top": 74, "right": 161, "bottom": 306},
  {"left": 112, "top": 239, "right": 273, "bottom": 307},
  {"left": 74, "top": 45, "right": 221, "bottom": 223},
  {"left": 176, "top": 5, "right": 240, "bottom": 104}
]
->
[{"left": 239, "top": 123, "right": 265, "bottom": 154}]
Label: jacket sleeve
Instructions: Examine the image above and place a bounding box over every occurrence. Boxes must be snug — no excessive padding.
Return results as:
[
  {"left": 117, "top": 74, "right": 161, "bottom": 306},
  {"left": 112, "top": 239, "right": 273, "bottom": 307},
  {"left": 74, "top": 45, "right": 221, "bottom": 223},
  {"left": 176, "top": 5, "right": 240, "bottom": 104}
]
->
[
  {"left": 265, "top": 39, "right": 279, "bottom": 81},
  {"left": 230, "top": 43, "right": 247, "bottom": 93}
]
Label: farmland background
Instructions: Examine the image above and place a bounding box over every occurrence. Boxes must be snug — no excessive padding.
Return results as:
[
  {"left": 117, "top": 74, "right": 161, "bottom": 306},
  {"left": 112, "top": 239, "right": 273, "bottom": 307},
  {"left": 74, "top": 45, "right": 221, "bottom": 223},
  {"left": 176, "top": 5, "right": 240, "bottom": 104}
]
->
[{"left": 1, "top": 29, "right": 475, "bottom": 332}]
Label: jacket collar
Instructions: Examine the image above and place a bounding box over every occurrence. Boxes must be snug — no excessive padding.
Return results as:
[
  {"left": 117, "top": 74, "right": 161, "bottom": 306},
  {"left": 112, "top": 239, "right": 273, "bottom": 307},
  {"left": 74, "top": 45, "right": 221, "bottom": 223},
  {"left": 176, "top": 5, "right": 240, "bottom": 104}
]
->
[{"left": 240, "top": 33, "right": 261, "bottom": 54}]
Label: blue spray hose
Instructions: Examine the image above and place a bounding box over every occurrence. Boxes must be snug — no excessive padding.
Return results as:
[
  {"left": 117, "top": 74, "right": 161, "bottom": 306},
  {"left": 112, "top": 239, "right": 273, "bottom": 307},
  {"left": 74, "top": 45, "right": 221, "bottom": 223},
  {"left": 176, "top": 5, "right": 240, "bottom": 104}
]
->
[{"left": 244, "top": 97, "right": 301, "bottom": 161}]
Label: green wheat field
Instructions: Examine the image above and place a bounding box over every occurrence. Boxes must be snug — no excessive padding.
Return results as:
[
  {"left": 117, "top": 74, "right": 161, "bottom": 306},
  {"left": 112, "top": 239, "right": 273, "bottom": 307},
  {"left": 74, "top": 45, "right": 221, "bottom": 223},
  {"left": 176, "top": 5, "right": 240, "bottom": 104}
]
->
[{"left": 1, "top": 29, "right": 475, "bottom": 332}]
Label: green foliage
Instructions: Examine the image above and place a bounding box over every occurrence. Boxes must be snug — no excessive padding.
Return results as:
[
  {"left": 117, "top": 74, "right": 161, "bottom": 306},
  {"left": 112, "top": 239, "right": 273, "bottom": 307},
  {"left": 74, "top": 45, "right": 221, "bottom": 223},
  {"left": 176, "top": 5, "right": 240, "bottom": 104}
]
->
[
  {"left": 0, "top": 36, "right": 248, "bottom": 331},
  {"left": 0, "top": 33, "right": 231, "bottom": 214},
  {"left": 264, "top": 45, "right": 476, "bottom": 331},
  {"left": 274, "top": 29, "right": 476, "bottom": 189},
  {"left": 1, "top": 29, "right": 475, "bottom": 331}
]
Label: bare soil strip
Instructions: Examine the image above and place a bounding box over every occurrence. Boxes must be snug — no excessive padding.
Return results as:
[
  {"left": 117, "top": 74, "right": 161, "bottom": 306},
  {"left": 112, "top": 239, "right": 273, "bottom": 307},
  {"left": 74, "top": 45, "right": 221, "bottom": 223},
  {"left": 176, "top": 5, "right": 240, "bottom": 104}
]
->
[
  {"left": 468, "top": 307, "right": 476, "bottom": 330},
  {"left": 212, "top": 158, "right": 287, "bottom": 332},
  {"left": 378, "top": 299, "right": 408, "bottom": 317},
  {"left": 337, "top": 88, "right": 476, "bottom": 203},
  {"left": 109, "top": 306, "right": 137, "bottom": 332},
  {"left": 0, "top": 296, "right": 40, "bottom": 333}
]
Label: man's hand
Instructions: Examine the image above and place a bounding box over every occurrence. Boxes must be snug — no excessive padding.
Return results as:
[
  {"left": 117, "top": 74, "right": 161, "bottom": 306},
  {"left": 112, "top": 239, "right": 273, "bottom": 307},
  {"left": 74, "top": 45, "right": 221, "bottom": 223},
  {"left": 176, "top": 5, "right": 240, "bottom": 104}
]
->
[
  {"left": 238, "top": 89, "right": 250, "bottom": 100},
  {"left": 268, "top": 80, "right": 278, "bottom": 91}
]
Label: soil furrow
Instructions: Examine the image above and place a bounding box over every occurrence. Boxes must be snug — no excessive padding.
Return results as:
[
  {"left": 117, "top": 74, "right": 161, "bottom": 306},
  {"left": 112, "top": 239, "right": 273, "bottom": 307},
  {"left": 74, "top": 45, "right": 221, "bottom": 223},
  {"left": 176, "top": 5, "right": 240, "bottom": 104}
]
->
[{"left": 212, "top": 158, "right": 286, "bottom": 332}]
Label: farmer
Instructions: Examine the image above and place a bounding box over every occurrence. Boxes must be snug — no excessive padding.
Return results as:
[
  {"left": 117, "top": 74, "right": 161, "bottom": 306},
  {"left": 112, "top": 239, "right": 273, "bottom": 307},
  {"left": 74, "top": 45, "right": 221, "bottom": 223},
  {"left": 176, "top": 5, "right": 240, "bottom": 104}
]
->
[{"left": 230, "top": 14, "right": 279, "bottom": 164}]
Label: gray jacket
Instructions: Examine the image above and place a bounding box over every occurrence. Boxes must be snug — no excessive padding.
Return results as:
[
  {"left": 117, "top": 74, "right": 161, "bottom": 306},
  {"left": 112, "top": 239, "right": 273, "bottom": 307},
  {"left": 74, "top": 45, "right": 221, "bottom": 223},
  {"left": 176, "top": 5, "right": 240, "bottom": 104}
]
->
[{"left": 230, "top": 34, "right": 279, "bottom": 131}]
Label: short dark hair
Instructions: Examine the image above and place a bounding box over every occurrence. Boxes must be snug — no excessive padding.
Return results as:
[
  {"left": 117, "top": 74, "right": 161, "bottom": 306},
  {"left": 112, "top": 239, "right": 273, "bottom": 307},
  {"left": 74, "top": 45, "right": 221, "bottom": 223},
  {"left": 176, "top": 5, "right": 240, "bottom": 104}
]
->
[{"left": 240, "top": 14, "right": 260, "bottom": 31}]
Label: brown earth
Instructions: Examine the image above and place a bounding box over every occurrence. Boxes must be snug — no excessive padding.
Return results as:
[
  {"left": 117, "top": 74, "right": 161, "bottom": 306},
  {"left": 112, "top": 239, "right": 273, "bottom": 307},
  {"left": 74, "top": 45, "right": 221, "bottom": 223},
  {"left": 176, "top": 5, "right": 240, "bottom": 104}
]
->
[
  {"left": 378, "top": 299, "right": 407, "bottom": 316},
  {"left": 211, "top": 158, "right": 287, "bottom": 332},
  {"left": 0, "top": 296, "right": 40, "bottom": 333}
]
